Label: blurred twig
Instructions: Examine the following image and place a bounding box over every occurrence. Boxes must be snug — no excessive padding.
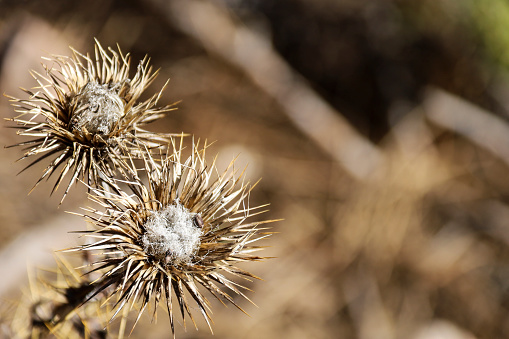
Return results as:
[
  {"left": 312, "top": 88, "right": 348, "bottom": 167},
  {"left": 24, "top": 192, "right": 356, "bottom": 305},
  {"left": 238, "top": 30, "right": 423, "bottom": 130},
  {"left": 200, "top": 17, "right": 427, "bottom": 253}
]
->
[
  {"left": 147, "top": 0, "right": 384, "bottom": 180},
  {"left": 424, "top": 87, "right": 509, "bottom": 167}
]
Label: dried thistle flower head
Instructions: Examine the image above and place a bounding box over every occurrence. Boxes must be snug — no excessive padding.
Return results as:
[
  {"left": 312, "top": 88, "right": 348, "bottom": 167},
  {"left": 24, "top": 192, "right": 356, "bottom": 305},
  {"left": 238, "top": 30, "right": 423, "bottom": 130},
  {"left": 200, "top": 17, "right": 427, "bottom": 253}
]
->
[
  {"left": 5, "top": 39, "right": 178, "bottom": 201},
  {"left": 70, "top": 140, "right": 275, "bottom": 336}
]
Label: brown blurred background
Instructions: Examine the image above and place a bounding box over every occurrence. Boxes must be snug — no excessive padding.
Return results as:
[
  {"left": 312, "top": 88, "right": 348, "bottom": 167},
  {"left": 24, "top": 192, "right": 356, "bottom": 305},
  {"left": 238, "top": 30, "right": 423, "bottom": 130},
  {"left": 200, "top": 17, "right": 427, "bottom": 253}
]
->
[{"left": 3, "top": 0, "right": 509, "bottom": 338}]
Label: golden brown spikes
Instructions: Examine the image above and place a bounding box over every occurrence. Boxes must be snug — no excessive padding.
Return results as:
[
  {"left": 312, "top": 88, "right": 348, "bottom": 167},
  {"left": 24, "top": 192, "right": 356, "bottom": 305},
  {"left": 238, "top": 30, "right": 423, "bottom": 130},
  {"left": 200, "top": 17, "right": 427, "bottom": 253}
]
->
[
  {"left": 67, "top": 140, "right": 275, "bottom": 336},
  {"left": 4, "top": 40, "right": 277, "bottom": 339},
  {"left": 5, "top": 40, "right": 178, "bottom": 202}
]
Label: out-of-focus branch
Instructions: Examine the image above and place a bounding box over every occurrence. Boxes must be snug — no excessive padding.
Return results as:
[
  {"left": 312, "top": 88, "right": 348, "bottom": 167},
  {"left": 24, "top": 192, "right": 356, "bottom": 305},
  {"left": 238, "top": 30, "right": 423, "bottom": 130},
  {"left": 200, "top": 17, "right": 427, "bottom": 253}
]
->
[
  {"left": 424, "top": 87, "right": 509, "bottom": 167},
  {"left": 147, "top": 0, "right": 384, "bottom": 180}
]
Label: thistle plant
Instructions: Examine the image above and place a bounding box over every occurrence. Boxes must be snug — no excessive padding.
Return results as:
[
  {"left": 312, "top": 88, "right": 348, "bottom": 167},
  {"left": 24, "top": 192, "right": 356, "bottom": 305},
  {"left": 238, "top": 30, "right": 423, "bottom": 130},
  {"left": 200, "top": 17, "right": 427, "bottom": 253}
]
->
[
  {"left": 5, "top": 39, "right": 177, "bottom": 201},
  {"left": 67, "top": 140, "right": 273, "bottom": 334},
  {"left": 3, "top": 41, "right": 275, "bottom": 338}
]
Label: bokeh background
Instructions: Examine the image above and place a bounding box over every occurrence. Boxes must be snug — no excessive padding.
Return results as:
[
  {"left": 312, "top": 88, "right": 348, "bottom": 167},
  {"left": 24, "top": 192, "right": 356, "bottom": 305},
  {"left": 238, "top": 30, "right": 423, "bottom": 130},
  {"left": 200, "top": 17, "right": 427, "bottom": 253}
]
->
[{"left": 2, "top": 0, "right": 509, "bottom": 338}]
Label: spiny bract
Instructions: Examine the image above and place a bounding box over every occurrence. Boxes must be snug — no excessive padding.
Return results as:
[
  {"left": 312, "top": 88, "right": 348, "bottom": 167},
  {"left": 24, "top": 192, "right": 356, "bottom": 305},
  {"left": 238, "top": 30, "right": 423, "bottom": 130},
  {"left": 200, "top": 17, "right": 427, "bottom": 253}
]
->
[
  {"left": 5, "top": 39, "right": 177, "bottom": 202},
  {"left": 69, "top": 140, "right": 275, "bottom": 336}
]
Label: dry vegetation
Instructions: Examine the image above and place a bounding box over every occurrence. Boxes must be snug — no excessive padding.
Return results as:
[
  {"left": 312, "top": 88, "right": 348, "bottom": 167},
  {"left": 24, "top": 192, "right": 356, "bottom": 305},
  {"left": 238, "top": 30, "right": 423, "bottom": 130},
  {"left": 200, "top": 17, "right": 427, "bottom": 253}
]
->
[{"left": 1, "top": 0, "right": 509, "bottom": 338}]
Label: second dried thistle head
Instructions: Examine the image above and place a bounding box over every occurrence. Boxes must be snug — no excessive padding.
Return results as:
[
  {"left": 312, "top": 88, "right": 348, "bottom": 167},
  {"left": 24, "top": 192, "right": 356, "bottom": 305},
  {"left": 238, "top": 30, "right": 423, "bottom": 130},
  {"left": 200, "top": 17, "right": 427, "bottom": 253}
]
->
[{"left": 68, "top": 140, "right": 275, "bottom": 335}]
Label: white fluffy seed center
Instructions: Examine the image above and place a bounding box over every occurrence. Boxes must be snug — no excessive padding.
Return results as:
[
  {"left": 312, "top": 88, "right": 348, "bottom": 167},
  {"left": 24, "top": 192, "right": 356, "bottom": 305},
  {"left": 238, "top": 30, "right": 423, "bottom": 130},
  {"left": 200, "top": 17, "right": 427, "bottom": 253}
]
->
[
  {"left": 70, "top": 82, "right": 124, "bottom": 136},
  {"left": 142, "top": 203, "right": 202, "bottom": 265}
]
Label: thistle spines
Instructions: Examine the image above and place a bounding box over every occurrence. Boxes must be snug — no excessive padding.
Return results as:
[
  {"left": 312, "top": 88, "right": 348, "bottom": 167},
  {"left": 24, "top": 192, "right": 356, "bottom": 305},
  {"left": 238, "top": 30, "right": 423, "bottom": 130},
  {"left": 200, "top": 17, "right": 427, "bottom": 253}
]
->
[
  {"left": 4, "top": 40, "right": 276, "bottom": 339},
  {"left": 5, "top": 40, "right": 179, "bottom": 202}
]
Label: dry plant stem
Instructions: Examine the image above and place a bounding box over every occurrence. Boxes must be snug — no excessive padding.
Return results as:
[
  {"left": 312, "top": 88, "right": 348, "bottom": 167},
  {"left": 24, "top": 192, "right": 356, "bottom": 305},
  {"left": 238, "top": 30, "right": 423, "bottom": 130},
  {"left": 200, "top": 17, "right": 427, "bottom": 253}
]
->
[
  {"left": 117, "top": 305, "right": 129, "bottom": 339},
  {"left": 150, "top": 0, "right": 384, "bottom": 180}
]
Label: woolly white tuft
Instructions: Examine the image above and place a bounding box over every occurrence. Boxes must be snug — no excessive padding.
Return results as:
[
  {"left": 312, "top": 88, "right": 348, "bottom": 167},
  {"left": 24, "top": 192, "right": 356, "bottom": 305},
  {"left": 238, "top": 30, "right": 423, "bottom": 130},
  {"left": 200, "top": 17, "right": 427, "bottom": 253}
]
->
[
  {"left": 70, "top": 81, "right": 125, "bottom": 136},
  {"left": 142, "top": 202, "right": 202, "bottom": 264}
]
